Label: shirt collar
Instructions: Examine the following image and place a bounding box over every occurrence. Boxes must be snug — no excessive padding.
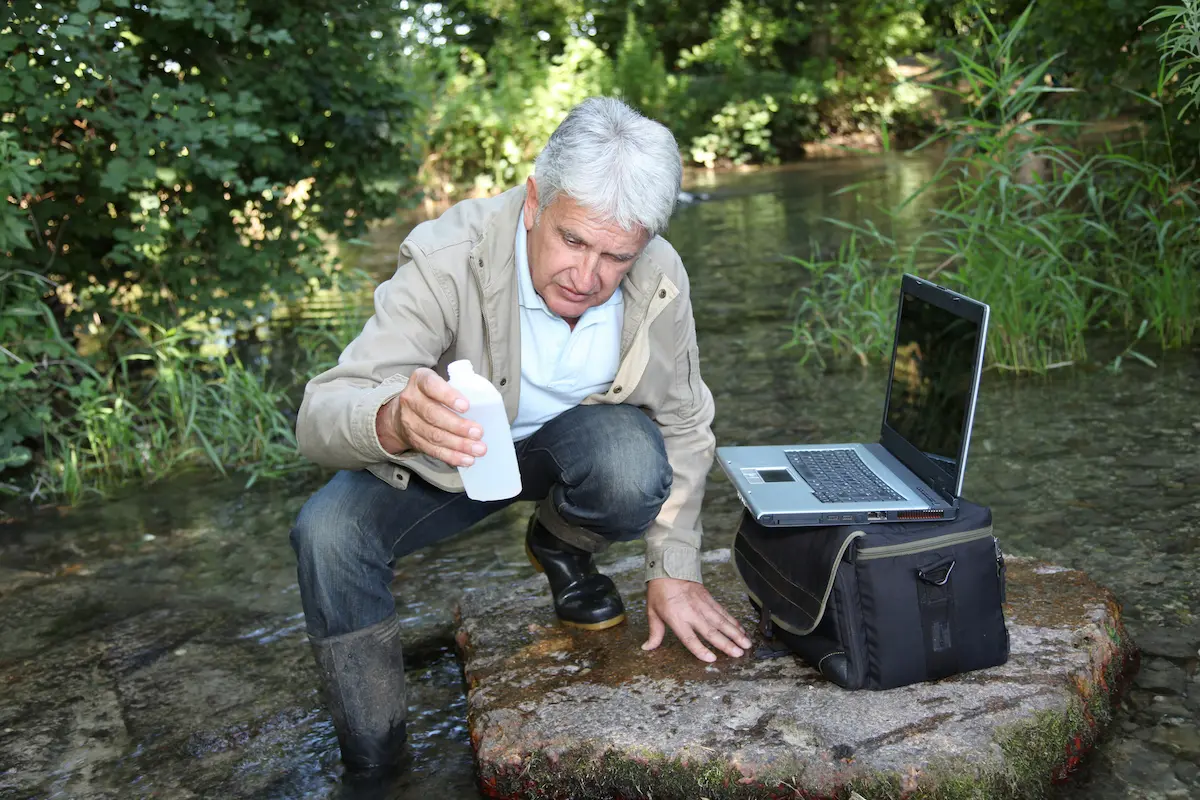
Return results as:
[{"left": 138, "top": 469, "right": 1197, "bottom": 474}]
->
[
  {"left": 514, "top": 218, "right": 622, "bottom": 322},
  {"left": 515, "top": 218, "right": 546, "bottom": 313}
]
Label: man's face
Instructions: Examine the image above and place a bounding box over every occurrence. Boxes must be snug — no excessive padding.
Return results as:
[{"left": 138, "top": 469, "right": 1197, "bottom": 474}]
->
[{"left": 523, "top": 177, "right": 648, "bottom": 322}]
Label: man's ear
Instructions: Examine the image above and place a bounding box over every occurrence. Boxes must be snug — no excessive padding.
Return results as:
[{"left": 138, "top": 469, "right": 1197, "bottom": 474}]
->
[{"left": 523, "top": 176, "right": 539, "bottom": 230}]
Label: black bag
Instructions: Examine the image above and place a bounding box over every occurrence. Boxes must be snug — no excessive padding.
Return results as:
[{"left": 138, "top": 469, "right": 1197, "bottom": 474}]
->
[{"left": 731, "top": 499, "right": 1009, "bottom": 690}]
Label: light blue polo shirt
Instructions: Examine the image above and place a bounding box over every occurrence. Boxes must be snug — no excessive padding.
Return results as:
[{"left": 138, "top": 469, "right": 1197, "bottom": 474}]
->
[{"left": 510, "top": 218, "right": 623, "bottom": 441}]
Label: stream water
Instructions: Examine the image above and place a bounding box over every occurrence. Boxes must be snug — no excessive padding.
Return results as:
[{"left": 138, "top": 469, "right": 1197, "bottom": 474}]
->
[{"left": 1, "top": 157, "right": 1197, "bottom": 799}]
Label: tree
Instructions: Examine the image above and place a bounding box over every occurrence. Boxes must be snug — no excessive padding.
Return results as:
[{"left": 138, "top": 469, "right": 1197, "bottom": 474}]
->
[{"left": 3, "top": 0, "right": 424, "bottom": 326}]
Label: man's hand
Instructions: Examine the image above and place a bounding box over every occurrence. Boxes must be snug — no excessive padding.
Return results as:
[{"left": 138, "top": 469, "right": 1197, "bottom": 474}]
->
[
  {"left": 376, "top": 367, "right": 486, "bottom": 467},
  {"left": 642, "top": 577, "right": 752, "bottom": 663}
]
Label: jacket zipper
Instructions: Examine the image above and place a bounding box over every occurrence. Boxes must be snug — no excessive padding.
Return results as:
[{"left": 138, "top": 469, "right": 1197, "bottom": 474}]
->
[{"left": 856, "top": 528, "right": 994, "bottom": 560}]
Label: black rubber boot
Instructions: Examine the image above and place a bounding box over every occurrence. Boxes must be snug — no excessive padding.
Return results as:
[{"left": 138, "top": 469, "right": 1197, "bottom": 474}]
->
[
  {"left": 310, "top": 614, "right": 408, "bottom": 785},
  {"left": 525, "top": 515, "right": 626, "bottom": 630}
]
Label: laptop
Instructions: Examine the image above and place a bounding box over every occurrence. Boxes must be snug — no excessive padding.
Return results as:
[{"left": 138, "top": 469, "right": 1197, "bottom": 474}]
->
[{"left": 717, "top": 273, "right": 989, "bottom": 527}]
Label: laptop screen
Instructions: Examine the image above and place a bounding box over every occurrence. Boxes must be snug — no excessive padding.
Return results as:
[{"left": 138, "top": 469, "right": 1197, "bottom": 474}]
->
[{"left": 883, "top": 289, "right": 982, "bottom": 494}]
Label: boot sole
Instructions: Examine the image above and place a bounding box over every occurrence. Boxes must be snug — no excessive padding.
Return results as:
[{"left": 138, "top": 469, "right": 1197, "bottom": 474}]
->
[
  {"left": 559, "top": 613, "right": 627, "bottom": 631},
  {"left": 526, "top": 543, "right": 626, "bottom": 630},
  {"left": 526, "top": 542, "right": 546, "bottom": 574}
]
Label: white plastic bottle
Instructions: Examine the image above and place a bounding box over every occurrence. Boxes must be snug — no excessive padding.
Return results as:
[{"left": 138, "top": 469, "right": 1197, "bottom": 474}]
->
[{"left": 446, "top": 359, "right": 522, "bottom": 501}]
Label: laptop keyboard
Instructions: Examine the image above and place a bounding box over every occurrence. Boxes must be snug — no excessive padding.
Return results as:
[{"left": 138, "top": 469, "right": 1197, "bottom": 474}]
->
[{"left": 785, "top": 449, "right": 905, "bottom": 504}]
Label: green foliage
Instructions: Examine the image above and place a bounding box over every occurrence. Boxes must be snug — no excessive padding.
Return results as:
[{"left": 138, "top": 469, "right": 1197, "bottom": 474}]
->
[
  {"left": 36, "top": 319, "right": 304, "bottom": 504},
  {"left": 7, "top": 0, "right": 1196, "bottom": 503},
  {"left": 667, "top": 0, "right": 796, "bottom": 162},
  {"left": 0, "top": 131, "right": 82, "bottom": 485},
  {"left": 955, "top": 0, "right": 1162, "bottom": 109},
  {"left": 1, "top": 0, "right": 422, "bottom": 501},
  {"left": 3, "top": 0, "right": 422, "bottom": 324},
  {"left": 928, "top": 0, "right": 1200, "bottom": 168},
  {"left": 689, "top": 95, "right": 781, "bottom": 168},
  {"left": 665, "top": 0, "right": 934, "bottom": 160},
  {"left": 789, "top": 4, "right": 1200, "bottom": 374},
  {"left": 1151, "top": 0, "right": 1200, "bottom": 117},
  {"left": 612, "top": 11, "right": 669, "bottom": 120},
  {"left": 784, "top": 231, "right": 902, "bottom": 368},
  {"left": 0, "top": 271, "right": 63, "bottom": 477},
  {"left": 423, "top": 34, "right": 613, "bottom": 196},
  {"left": 418, "top": 0, "right": 940, "bottom": 174}
]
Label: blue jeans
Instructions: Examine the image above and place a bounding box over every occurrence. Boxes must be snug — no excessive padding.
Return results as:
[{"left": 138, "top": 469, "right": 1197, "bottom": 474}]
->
[{"left": 290, "top": 404, "right": 673, "bottom": 639}]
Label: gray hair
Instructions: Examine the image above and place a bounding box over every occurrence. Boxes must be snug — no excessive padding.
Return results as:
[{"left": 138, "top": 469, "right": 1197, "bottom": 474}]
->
[{"left": 533, "top": 97, "right": 682, "bottom": 238}]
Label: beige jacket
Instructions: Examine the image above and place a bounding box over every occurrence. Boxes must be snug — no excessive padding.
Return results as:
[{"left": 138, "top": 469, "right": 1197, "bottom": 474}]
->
[{"left": 296, "top": 186, "right": 715, "bottom": 584}]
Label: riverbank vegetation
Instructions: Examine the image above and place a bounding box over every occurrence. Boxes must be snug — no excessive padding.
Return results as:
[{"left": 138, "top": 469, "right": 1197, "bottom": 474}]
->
[
  {"left": 789, "top": 4, "right": 1200, "bottom": 373},
  {"left": 3, "top": 1, "right": 1199, "bottom": 504}
]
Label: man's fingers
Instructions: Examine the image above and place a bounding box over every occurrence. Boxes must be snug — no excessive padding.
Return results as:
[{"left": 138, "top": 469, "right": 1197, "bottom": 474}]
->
[
  {"left": 642, "top": 607, "right": 666, "bottom": 651},
  {"left": 414, "top": 396, "right": 475, "bottom": 432},
  {"left": 711, "top": 599, "right": 745, "bottom": 631},
  {"left": 698, "top": 624, "right": 743, "bottom": 659},
  {"left": 399, "top": 374, "right": 487, "bottom": 466},
  {"left": 645, "top": 581, "right": 750, "bottom": 663},
  {"left": 676, "top": 624, "right": 717, "bottom": 663},
  {"left": 413, "top": 412, "right": 486, "bottom": 459},
  {"left": 698, "top": 610, "right": 747, "bottom": 657},
  {"left": 703, "top": 603, "right": 752, "bottom": 649},
  {"left": 691, "top": 590, "right": 751, "bottom": 648},
  {"left": 406, "top": 411, "right": 486, "bottom": 467},
  {"left": 415, "top": 368, "right": 468, "bottom": 412},
  {"left": 410, "top": 432, "right": 476, "bottom": 469},
  {"left": 410, "top": 390, "right": 482, "bottom": 443}
]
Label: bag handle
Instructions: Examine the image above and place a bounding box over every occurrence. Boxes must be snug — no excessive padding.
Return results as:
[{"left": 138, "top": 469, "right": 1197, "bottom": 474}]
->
[{"left": 917, "top": 557, "right": 955, "bottom": 586}]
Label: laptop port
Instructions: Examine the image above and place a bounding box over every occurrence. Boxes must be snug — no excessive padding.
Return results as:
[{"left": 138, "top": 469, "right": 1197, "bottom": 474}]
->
[{"left": 867, "top": 511, "right": 887, "bottom": 521}]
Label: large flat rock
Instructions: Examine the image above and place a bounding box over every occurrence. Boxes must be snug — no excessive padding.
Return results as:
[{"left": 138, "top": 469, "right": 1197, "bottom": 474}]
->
[{"left": 455, "top": 550, "right": 1136, "bottom": 799}]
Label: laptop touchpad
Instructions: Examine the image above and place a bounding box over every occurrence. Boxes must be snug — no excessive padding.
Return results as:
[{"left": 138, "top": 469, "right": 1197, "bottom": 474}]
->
[{"left": 757, "top": 468, "right": 795, "bottom": 483}]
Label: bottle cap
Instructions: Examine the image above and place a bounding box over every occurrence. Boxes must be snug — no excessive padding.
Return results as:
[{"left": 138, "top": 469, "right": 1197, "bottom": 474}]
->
[{"left": 447, "top": 359, "right": 474, "bottom": 380}]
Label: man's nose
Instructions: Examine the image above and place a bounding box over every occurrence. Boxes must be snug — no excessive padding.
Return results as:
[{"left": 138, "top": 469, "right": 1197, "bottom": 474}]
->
[{"left": 574, "top": 253, "right": 601, "bottom": 293}]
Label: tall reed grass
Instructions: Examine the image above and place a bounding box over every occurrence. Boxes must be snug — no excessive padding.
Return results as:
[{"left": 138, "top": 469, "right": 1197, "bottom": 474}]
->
[
  {"left": 788, "top": 5, "right": 1200, "bottom": 373},
  {"left": 1, "top": 265, "right": 375, "bottom": 506},
  {"left": 34, "top": 317, "right": 306, "bottom": 504}
]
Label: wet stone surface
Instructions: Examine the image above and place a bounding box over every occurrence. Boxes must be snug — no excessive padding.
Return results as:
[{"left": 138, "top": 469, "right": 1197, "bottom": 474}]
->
[
  {"left": 0, "top": 476, "right": 531, "bottom": 799},
  {"left": 456, "top": 551, "right": 1136, "bottom": 799}
]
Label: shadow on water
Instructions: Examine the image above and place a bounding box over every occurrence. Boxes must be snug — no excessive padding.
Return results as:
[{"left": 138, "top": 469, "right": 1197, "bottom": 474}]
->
[{"left": 2, "top": 155, "right": 1198, "bottom": 798}]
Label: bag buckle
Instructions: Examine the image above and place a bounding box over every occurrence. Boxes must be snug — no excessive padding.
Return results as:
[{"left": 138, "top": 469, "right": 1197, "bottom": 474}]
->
[{"left": 918, "top": 559, "right": 955, "bottom": 586}]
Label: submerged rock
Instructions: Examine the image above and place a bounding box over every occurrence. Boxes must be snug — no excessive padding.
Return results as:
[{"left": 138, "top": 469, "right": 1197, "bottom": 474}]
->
[{"left": 455, "top": 551, "right": 1136, "bottom": 799}]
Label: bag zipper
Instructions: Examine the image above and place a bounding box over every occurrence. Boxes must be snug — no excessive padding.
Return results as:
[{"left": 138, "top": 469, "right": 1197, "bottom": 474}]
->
[{"left": 856, "top": 527, "right": 994, "bottom": 560}]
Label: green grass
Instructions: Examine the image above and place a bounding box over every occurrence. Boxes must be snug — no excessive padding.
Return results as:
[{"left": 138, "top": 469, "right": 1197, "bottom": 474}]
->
[
  {"left": 35, "top": 319, "right": 308, "bottom": 504},
  {"left": 2, "top": 295, "right": 374, "bottom": 507},
  {"left": 787, "top": 4, "right": 1200, "bottom": 374}
]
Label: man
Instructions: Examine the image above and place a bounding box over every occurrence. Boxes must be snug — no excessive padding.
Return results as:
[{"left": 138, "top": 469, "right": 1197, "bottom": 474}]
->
[{"left": 290, "top": 96, "right": 751, "bottom": 780}]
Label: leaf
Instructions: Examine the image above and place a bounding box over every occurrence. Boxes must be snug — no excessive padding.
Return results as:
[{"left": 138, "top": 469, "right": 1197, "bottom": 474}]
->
[
  {"left": 1128, "top": 350, "right": 1157, "bottom": 368},
  {"left": 100, "top": 158, "right": 133, "bottom": 193},
  {"left": 78, "top": 0, "right": 101, "bottom": 13},
  {"left": 1, "top": 445, "right": 32, "bottom": 469}
]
